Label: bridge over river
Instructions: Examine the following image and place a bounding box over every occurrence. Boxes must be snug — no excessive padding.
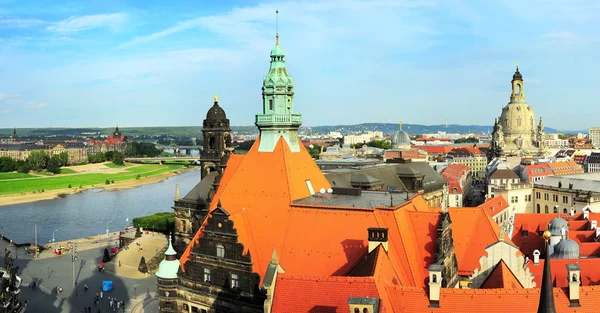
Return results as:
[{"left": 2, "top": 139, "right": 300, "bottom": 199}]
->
[{"left": 125, "top": 157, "right": 200, "bottom": 164}]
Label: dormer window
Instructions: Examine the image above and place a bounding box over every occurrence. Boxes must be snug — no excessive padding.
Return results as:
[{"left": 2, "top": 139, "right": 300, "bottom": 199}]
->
[{"left": 216, "top": 244, "right": 225, "bottom": 258}]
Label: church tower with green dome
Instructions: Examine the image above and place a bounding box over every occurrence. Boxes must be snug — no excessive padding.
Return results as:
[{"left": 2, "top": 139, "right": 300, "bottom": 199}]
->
[{"left": 255, "top": 10, "right": 302, "bottom": 152}]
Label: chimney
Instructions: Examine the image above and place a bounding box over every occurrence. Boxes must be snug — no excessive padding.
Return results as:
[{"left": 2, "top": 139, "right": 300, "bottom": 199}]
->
[
  {"left": 584, "top": 210, "right": 589, "bottom": 220},
  {"left": 591, "top": 220, "right": 597, "bottom": 230},
  {"left": 533, "top": 249, "right": 541, "bottom": 264},
  {"left": 175, "top": 184, "right": 180, "bottom": 201},
  {"left": 347, "top": 297, "right": 380, "bottom": 313},
  {"left": 428, "top": 264, "right": 443, "bottom": 308},
  {"left": 566, "top": 264, "right": 581, "bottom": 307},
  {"left": 367, "top": 228, "right": 389, "bottom": 253}
]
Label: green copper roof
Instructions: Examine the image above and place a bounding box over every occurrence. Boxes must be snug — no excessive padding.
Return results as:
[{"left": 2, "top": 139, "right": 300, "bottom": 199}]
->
[
  {"left": 270, "top": 44, "right": 285, "bottom": 57},
  {"left": 156, "top": 259, "right": 179, "bottom": 279}
]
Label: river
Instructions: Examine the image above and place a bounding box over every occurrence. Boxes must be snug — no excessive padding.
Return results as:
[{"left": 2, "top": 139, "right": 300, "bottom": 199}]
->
[{"left": 0, "top": 168, "right": 201, "bottom": 244}]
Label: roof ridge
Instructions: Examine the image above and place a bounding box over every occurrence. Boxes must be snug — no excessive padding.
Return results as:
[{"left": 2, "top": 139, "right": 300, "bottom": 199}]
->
[{"left": 279, "top": 274, "right": 376, "bottom": 282}]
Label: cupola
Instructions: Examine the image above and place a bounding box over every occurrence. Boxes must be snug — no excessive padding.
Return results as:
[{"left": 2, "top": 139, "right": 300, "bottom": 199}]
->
[{"left": 156, "top": 235, "right": 180, "bottom": 279}]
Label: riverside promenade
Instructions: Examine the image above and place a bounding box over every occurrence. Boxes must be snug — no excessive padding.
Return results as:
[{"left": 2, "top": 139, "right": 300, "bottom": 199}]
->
[{"left": 1, "top": 231, "right": 166, "bottom": 312}]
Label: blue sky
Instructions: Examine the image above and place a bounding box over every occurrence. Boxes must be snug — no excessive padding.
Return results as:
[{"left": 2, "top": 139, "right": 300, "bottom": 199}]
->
[{"left": 0, "top": 0, "right": 598, "bottom": 130}]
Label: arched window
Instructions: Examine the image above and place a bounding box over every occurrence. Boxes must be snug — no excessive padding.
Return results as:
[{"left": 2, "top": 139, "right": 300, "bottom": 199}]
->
[
  {"left": 545, "top": 205, "right": 549, "bottom": 213},
  {"left": 216, "top": 244, "right": 225, "bottom": 258},
  {"left": 537, "top": 204, "right": 541, "bottom": 213},
  {"left": 363, "top": 308, "right": 369, "bottom": 313},
  {"left": 354, "top": 309, "right": 360, "bottom": 313},
  {"left": 563, "top": 208, "right": 568, "bottom": 214}
]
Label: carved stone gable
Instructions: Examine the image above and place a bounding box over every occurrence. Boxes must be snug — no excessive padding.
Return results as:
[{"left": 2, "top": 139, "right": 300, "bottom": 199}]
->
[{"left": 434, "top": 211, "right": 459, "bottom": 288}]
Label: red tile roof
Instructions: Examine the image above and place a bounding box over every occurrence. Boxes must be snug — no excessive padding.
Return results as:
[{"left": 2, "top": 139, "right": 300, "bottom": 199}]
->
[{"left": 481, "top": 260, "right": 523, "bottom": 289}]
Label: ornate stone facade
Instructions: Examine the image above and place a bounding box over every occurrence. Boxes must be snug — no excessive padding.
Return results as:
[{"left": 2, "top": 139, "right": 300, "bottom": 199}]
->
[
  {"left": 491, "top": 65, "right": 547, "bottom": 157},
  {"left": 434, "top": 211, "right": 459, "bottom": 288},
  {"left": 200, "top": 95, "right": 234, "bottom": 180},
  {"left": 172, "top": 203, "right": 265, "bottom": 313}
]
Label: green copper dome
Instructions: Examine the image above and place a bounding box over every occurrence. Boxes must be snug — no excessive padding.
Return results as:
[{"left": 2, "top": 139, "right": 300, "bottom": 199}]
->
[{"left": 270, "top": 44, "right": 285, "bottom": 57}]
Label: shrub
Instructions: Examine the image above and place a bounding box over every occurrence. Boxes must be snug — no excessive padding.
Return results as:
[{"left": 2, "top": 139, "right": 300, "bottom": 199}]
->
[
  {"left": 68, "top": 184, "right": 72, "bottom": 188},
  {"left": 102, "top": 248, "right": 111, "bottom": 263},
  {"left": 138, "top": 256, "right": 148, "bottom": 273},
  {"left": 111, "top": 180, "right": 115, "bottom": 184},
  {"left": 105, "top": 179, "right": 110, "bottom": 185},
  {"left": 132, "top": 212, "right": 175, "bottom": 233}
]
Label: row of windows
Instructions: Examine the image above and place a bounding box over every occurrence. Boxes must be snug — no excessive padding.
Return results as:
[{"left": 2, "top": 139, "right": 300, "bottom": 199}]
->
[
  {"left": 203, "top": 268, "right": 239, "bottom": 288},
  {"left": 535, "top": 192, "right": 571, "bottom": 204},
  {"left": 509, "top": 195, "right": 531, "bottom": 204},
  {"left": 536, "top": 204, "right": 573, "bottom": 214}
]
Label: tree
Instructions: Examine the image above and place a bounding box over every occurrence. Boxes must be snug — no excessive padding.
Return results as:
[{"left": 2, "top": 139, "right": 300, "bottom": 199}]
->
[
  {"left": 27, "top": 150, "right": 49, "bottom": 171},
  {"left": 305, "top": 144, "right": 324, "bottom": 159},
  {"left": 104, "top": 151, "right": 115, "bottom": 161},
  {"left": 138, "top": 256, "right": 148, "bottom": 273},
  {"left": 47, "top": 156, "right": 62, "bottom": 174},
  {"left": 235, "top": 140, "right": 255, "bottom": 151},
  {"left": 157, "top": 138, "right": 172, "bottom": 146},
  {"left": 57, "top": 151, "right": 69, "bottom": 166},
  {"left": 366, "top": 140, "right": 391, "bottom": 149},
  {"left": 454, "top": 137, "right": 479, "bottom": 144},
  {"left": 0, "top": 157, "right": 16, "bottom": 172},
  {"left": 112, "top": 152, "right": 125, "bottom": 165},
  {"left": 16, "top": 160, "right": 30, "bottom": 174},
  {"left": 102, "top": 248, "right": 111, "bottom": 263},
  {"left": 88, "top": 152, "right": 106, "bottom": 164}
]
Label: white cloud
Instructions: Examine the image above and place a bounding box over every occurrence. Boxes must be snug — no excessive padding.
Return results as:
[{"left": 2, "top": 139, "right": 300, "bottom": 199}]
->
[
  {"left": 0, "top": 94, "right": 17, "bottom": 101},
  {"left": 24, "top": 101, "right": 48, "bottom": 108},
  {"left": 47, "top": 13, "right": 126, "bottom": 33},
  {"left": 0, "top": 18, "right": 45, "bottom": 28},
  {"left": 0, "top": 109, "right": 12, "bottom": 113}
]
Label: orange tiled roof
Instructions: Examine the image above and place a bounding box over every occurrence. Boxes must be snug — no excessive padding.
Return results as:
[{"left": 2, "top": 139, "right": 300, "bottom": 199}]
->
[
  {"left": 271, "top": 274, "right": 381, "bottom": 313},
  {"left": 481, "top": 260, "right": 523, "bottom": 289},
  {"left": 440, "top": 163, "right": 470, "bottom": 182},
  {"left": 477, "top": 196, "right": 509, "bottom": 218},
  {"left": 448, "top": 207, "right": 516, "bottom": 275}
]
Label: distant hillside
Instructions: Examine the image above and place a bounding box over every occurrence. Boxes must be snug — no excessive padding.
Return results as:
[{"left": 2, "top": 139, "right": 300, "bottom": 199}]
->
[
  {"left": 0, "top": 123, "right": 559, "bottom": 137},
  {"left": 303, "top": 123, "right": 557, "bottom": 135}
]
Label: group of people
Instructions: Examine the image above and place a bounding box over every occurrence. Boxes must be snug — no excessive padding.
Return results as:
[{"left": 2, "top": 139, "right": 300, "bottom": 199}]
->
[{"left": 86, "top": 290, "right": 126, "bottom": 313}]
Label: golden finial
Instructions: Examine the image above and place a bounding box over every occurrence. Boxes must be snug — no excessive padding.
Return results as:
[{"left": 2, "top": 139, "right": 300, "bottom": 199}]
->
[
  {"left": 543, "top": 230, "right": 552, "bottom": 242},
  {"left": 275, "top": 10, "right": 279, "bottom": 45},
  {"left": 214, "top": 94, "right": 218, "bottom": 103},
  {"left": 516, "top": 61, "right": 519, "bottom": 70},
  {"left": 398, "top": 120, "right": 403, "bottom": 130}
]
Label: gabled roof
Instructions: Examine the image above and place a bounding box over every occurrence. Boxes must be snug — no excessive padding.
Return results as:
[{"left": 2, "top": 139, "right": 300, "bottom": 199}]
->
[
  {"left": 481, "top": 260, "right": 523, "bottom": 289},
  {"left": 490, "top": 169, "right": 519, "bottom": 180},
  {"left": 440, "top": 163, "right": 470, "bottom": 182}
]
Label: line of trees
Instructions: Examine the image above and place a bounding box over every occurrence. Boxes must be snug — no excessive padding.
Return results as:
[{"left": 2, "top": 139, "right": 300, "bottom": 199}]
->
[
  {"left": 0, "top": 151, "right": 69, "bottom": 174},
  {"left": 125, "top": 142, "right": 161, "bottom": 158},
  {"left": 88, "top": 151, "right": 126, "bottom": 165}
]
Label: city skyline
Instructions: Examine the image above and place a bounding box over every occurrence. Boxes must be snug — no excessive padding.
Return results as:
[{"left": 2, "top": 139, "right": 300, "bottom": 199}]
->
[{"left": 0, "top": 0, "right": 599, "bottom": 129}]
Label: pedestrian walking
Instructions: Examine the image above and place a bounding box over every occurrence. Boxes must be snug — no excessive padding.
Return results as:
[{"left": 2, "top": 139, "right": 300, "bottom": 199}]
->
[{"left": 88, "top": 306, "right": 91, "bottom": 313}]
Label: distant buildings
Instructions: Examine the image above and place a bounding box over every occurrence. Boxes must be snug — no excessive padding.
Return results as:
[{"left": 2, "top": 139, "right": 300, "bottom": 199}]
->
[
  {"left": 440, "top": 163, "right": 472, "bottom": 207},
  {"left": 343, "top": 131, "right": 383, "bottom": 145},
  {"left": 446, "top": 147, "right": 487, "bottom": 180},
  {"left": 0, "top": 125, "right": 129, "bottom": 165},
  {"left": 588, "top": 127, "right": 600, "bottom": 147},
  {"left": 86, "top": 125, "right": 129, "bottom": 155},
  {"left": 533, "top": 173, "right": 600, "bottom": 213}
]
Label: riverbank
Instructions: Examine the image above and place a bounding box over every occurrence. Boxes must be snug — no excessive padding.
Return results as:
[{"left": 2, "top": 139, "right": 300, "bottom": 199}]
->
[{"left": 0, "top": 166, "right": 196, "bottom": 207}]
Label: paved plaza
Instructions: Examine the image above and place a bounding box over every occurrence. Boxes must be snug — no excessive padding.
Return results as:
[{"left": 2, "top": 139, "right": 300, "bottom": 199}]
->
[{"left": 1, "top": 233, "right": 162, "bottom": 312}]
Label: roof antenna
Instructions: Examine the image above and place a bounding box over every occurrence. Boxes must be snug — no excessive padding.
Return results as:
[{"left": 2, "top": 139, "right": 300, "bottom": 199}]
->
[{"left": 275, "top": 10, "right": 280, "bottom": 45}]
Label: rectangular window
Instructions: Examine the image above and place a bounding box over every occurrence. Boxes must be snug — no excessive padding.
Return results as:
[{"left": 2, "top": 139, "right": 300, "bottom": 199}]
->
[
  {"left": 544, "top": 194, "right": 549, "bottom": 201},
  {"left": 536, "top": 192, "right": 540, "bottom": 199},
  {"left": 231, "top": 273, "right": 239, "bottom": 288},
  {"left": 522, "top": 230, "right": 529, "bottom": 237},
  {"left": 305, "top": 179, "right": 315, "bottom": 195},
  {"left": 204, "top": 268, "right": 211, "bottom": 283},
  {"left": 553, "top": 194, "right": 558, "bottom": 202},
  {"left": 515, "top": 196, "right": 519, "bottom": 203},
  {"left": 269, "top": 99, "right": 274, "bottom": 111},
  {"left": 563, "top": 195, "right": 569, "bottom": 204}
]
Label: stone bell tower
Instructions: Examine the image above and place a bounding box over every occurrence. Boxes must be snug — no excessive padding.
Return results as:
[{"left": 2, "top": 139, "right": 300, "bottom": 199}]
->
[{"left": 200, "top": 95, "right": 234, "bottom": 179}]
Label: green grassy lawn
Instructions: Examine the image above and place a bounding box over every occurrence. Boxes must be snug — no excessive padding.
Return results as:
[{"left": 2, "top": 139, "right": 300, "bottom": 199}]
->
[
  {"left": 104, "top": 162, "right": 127, "bottom": 168},
  {"left": 59, "top": 168, "right": 77, "bottom": 174},
  {"left": 0, "top": 164, "right": 184, "bottom": 196},
  {"left": 0, "top": 172, "right": 35, "bottom": 180},
  {"left": 162, "top": 160, "right": 193, "bottom": 165}
]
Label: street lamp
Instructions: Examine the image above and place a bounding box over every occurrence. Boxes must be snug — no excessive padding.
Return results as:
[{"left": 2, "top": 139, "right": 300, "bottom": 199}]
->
[
  {"left": 106, "top": 221, "right": 113, "bottom": 236},
  {"left": 51, "top": 229, "right": 58, "bottom": 243}
]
